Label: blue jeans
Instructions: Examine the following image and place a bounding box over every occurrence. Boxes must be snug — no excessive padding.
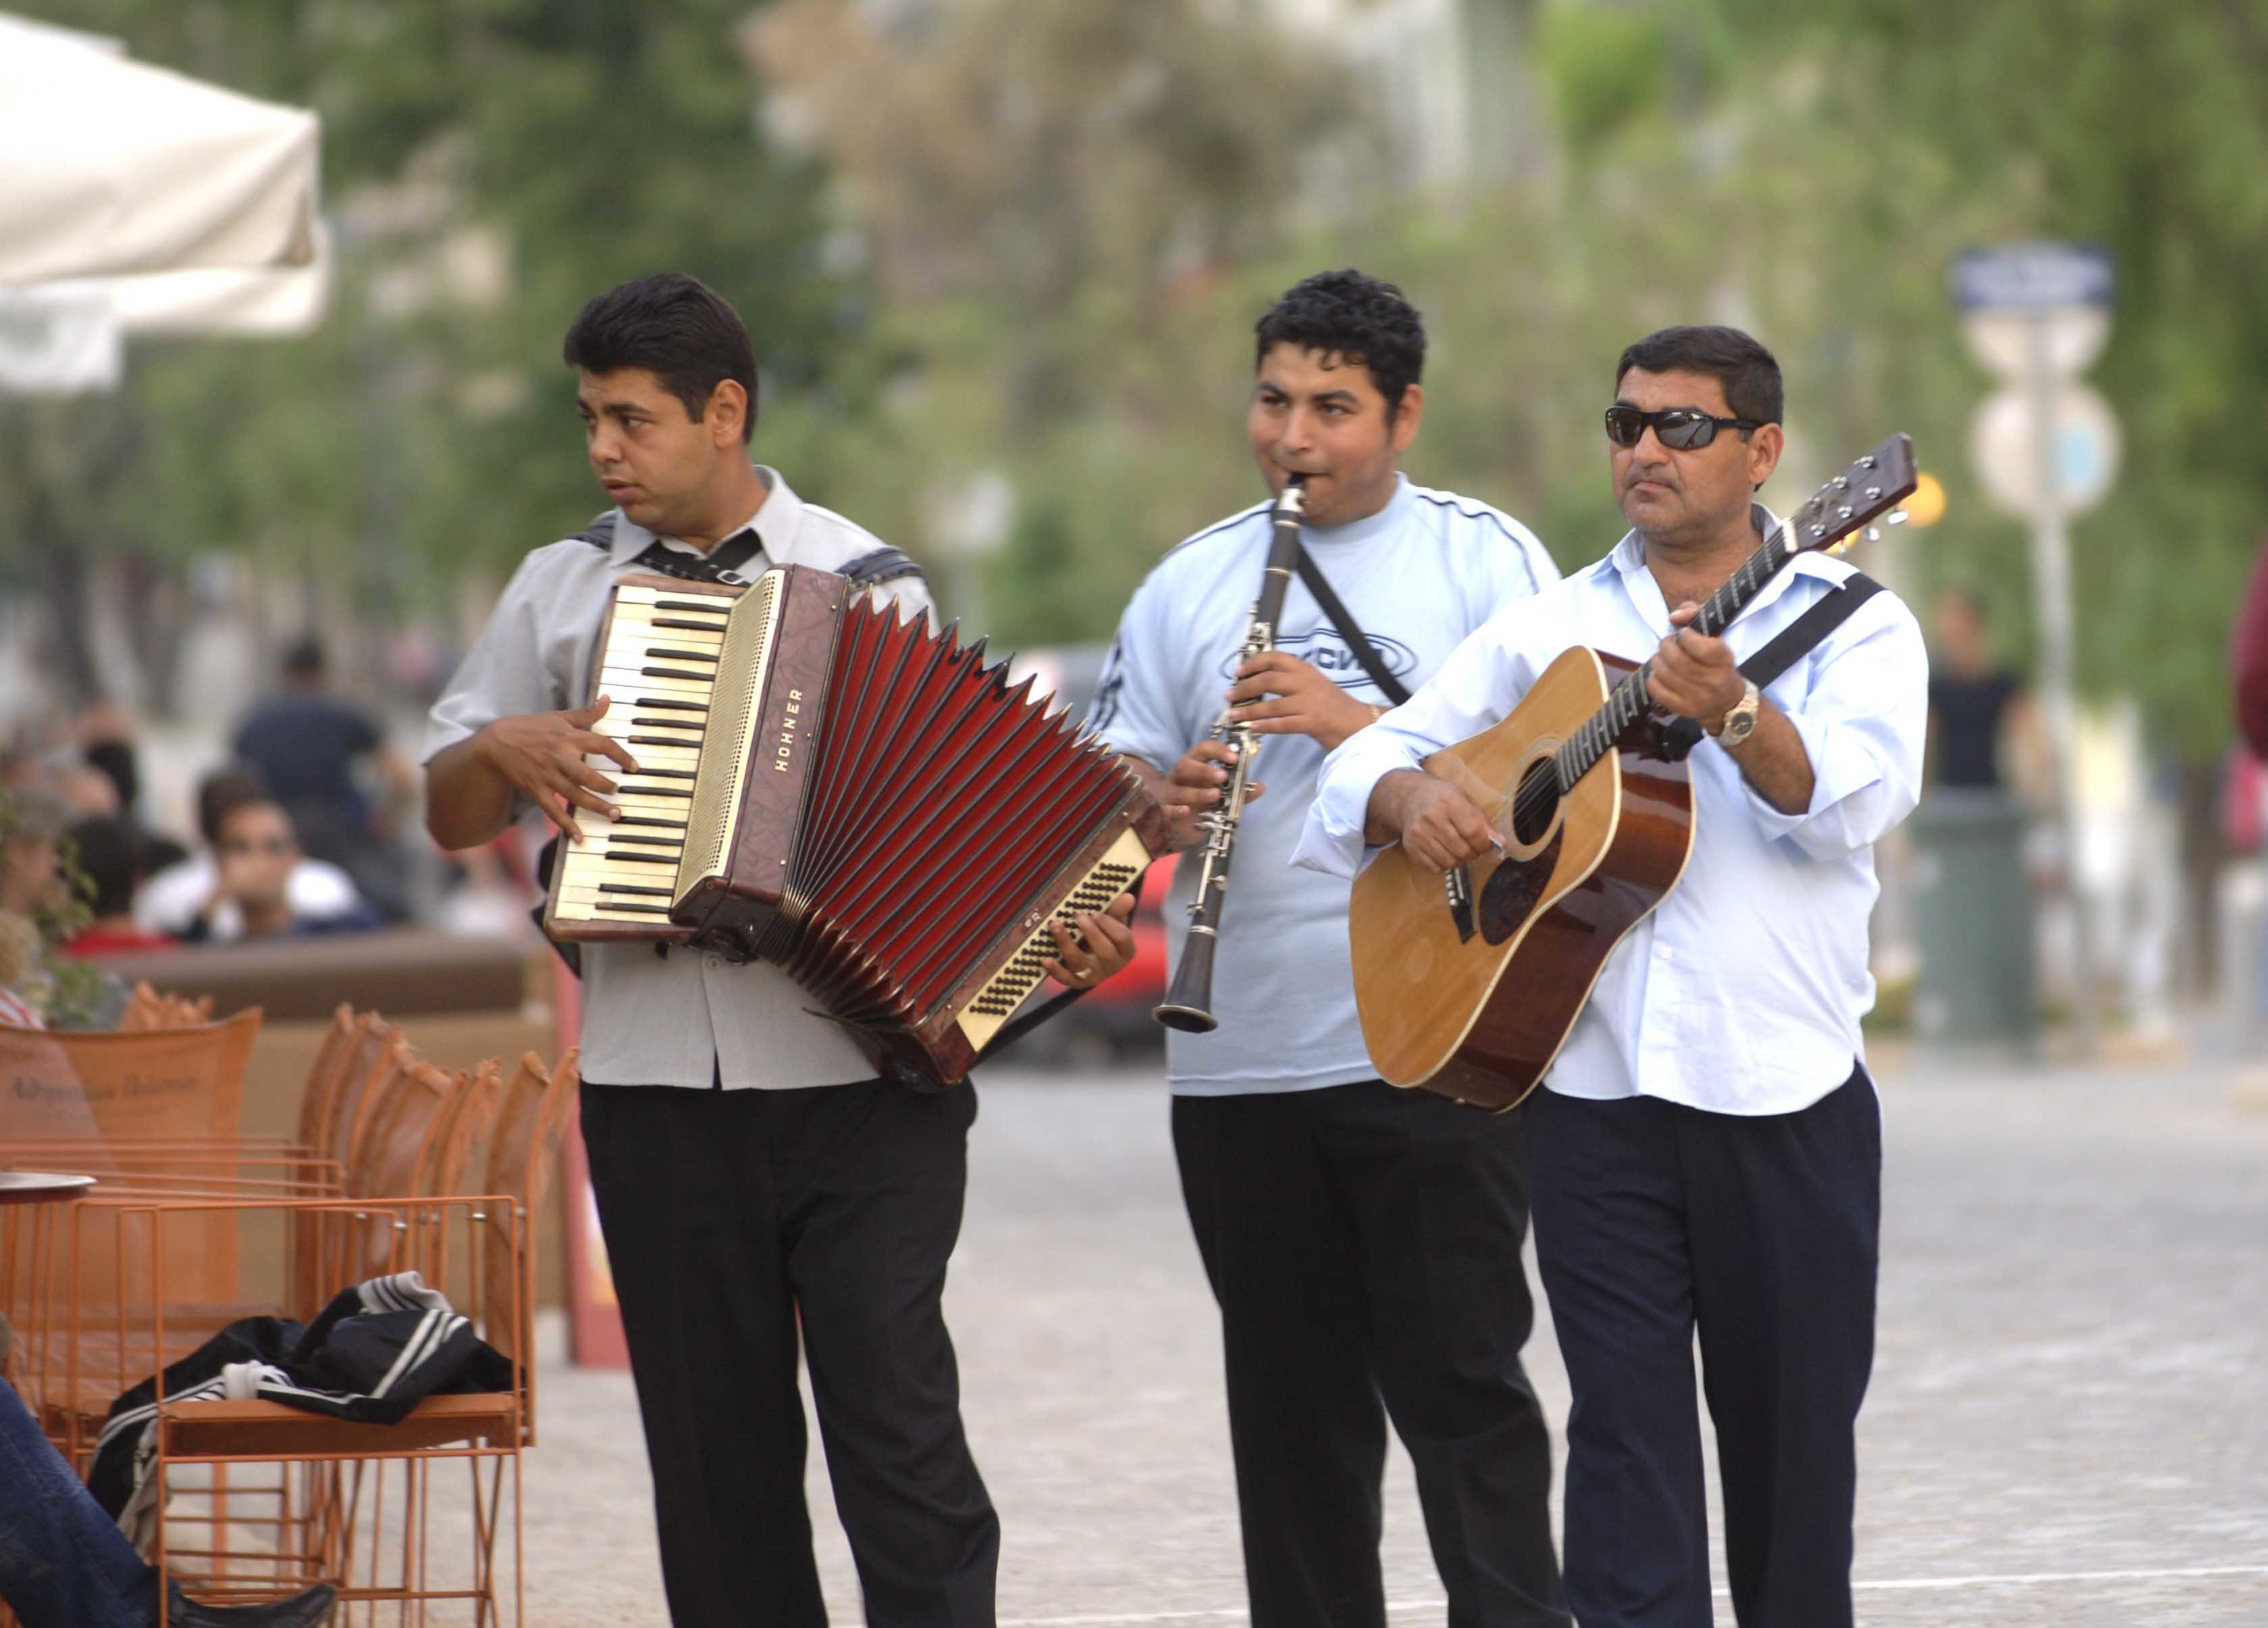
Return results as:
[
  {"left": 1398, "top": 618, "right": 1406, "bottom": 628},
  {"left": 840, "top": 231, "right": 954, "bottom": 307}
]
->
[{"left": 0, "top": 1374, "right": 165, "bottom": 1628}]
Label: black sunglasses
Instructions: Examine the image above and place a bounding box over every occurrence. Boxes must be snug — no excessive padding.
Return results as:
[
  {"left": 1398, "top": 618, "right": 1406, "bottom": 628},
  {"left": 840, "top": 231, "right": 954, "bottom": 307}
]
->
[{"left": 1604, "top": 404, "right": 1762, "bottom": 450}]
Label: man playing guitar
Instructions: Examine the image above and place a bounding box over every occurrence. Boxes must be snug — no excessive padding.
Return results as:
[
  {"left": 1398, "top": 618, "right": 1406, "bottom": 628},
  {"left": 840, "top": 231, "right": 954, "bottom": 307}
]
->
[{"left": 1296, "top": 327, "right": 1929, "bottom": 1628}]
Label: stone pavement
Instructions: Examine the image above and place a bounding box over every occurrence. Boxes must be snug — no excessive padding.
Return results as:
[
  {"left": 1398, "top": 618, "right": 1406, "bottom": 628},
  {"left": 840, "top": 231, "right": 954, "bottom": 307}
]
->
[{"left": 519, "top": 1048, "right": 2268, "bottom": 1625}]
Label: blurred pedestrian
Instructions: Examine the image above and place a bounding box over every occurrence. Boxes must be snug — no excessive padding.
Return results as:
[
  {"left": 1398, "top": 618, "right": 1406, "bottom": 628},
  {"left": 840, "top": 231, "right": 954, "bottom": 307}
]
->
[
  {"left": 232, "top": 637, "right": 417, "bottom": 918},
  {"left": 1926, "top": 586, "right": 2038, "bottom": 793},
  {"left": 2232, "top": 535, "right": 2268, "bottom": 760},
  {"left": 136, "top": 768, "right": 367, "bottom": 942}
]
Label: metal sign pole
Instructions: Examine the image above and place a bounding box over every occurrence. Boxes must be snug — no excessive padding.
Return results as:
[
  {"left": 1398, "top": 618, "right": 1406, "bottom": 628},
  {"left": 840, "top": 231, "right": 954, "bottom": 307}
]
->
[{"left": 2023, "top": 312, "right": 2096, "bottom": 1055}]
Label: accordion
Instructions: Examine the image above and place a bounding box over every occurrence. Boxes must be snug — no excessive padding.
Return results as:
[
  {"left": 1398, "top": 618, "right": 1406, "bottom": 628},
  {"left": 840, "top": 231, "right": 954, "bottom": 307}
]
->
[{"left": 544, "top": 566, "right": 1171, "bottom": 1086}]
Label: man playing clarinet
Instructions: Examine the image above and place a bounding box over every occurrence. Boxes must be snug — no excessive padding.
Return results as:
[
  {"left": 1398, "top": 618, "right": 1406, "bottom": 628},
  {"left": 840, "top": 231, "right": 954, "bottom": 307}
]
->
[{"left": 1091, "top": 269, "right": 1569, "bottom": 1627}]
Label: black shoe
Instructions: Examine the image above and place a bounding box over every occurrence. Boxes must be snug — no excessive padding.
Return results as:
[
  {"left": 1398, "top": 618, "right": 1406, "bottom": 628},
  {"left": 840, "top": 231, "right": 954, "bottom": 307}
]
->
[{"left": 169, "top": 1581, "right": 338, "bottom": 1627}]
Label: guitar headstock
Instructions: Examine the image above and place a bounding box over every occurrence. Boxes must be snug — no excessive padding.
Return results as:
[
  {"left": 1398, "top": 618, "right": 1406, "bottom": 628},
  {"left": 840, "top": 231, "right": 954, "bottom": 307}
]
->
[{"left": 1783, "top": 433, "right": 1918, "bottom": 558}]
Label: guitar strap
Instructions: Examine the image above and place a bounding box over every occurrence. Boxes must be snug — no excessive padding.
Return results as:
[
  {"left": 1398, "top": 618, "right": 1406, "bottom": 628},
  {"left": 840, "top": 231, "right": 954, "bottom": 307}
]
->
[{"left": 1659, "top": 572, "right": 1885, "bottom": 758}]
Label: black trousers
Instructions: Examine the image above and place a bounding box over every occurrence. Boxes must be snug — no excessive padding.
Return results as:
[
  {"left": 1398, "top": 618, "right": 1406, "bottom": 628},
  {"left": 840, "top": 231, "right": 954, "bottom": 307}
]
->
[
  {"left": 579, "top": 1079, "right": 999, "bottom": 1628},
  {"left": 1173, "top": 1082, "right": 1567, "bottom": 1628},
  {"left": 1525, "top": 1070, "right": 1881, "bottom": 1628}
]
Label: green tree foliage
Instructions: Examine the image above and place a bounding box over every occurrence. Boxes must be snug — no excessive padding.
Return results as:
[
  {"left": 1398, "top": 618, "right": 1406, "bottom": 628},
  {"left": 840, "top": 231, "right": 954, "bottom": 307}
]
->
[
  {"left": 3, "top": 0, "right": 858, "bottom": 650},
  {"left": 1708, "top": 0, "right": 2268, "bottom": 758}
]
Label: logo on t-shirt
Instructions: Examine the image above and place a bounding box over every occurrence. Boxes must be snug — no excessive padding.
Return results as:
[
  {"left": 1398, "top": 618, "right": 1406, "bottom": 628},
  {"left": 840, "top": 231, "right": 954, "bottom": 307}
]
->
[{"left": 1217, "top": 629, "right": 1418, "bottom": 689}]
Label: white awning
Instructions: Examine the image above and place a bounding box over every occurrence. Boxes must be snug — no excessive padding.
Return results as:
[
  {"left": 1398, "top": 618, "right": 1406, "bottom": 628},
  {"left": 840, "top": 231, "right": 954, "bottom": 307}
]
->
[{"left": 0, "top": 11, "right": 322, "bottom": 286}]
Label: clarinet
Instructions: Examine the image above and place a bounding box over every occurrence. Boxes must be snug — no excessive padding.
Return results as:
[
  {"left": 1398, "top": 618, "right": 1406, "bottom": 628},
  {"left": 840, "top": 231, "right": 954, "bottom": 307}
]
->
[{"left": 1154, "top": 475, "right": 1307, "bottom": 1034}]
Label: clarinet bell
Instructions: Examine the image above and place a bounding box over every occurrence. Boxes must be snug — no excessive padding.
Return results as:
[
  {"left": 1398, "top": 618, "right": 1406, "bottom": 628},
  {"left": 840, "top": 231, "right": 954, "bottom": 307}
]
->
[{"left": 1153, "top": 929, "right": 1220, "bottom": 1033}]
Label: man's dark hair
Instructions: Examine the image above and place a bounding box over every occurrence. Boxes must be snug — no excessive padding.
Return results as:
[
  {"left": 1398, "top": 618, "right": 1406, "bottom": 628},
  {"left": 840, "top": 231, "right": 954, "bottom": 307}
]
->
[
  {"left": 196, "top": 765, "right": 271, "bottom": 847},
  {"left": 562, "top": 273, "right": 760, "bottom": 442},
  {"left": 1614, "top": 325, "right": 1783, "bottom": 429},
  {"left": 282, "top": 635, "right": 326, "bottom": 680},
  {"left": 1255, "top": 269, "right": 1426, "bottom": 419},
  {"left": 69, "top": 816, "right": 141, "bottom": 920},
  {"left": 83, "top": 739, "right": 138, "bottom": 812}
]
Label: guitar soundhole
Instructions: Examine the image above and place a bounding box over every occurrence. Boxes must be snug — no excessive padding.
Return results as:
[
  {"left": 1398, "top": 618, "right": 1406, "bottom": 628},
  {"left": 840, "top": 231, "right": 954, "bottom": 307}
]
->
[
  {"left": 1479, "top": 825, "right": 1562, "bottom": 946},
  {"left": 1510, "top": 760, "right": 1558, "bottom": 847}
]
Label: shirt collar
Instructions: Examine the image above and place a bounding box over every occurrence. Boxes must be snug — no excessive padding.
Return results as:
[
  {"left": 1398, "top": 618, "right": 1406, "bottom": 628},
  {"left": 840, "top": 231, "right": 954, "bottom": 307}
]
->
[
  {"left": 1609, "top": 502, "right": 1837, "bottom": 612},
  {"left": 1302, "top": 471, "right": 1415, "bottom": 550},
  {"left": 606, "top": 465, "right": 800, "bottom": 567}
]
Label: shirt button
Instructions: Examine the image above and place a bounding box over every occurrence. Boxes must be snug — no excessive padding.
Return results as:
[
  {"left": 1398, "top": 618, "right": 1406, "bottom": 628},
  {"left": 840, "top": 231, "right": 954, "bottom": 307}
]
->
[{"left": 1656, "top": 946, "right": 1675, "bottom": 963}]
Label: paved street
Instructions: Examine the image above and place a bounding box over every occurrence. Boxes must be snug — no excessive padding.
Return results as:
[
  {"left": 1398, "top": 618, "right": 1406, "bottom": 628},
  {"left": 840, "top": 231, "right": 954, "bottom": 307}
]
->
[{"left": 521, "top": 1047, "right": 2268, "bottom": 1625}]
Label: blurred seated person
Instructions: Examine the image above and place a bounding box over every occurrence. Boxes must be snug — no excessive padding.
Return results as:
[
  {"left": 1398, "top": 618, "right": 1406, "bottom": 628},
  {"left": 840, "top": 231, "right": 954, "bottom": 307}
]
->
[
  {"left": 234, "top": 638, "right": 417, "bottom": 918},
  {"left": 78, "top": 702, "right": 190, "bottom": 878},
  {"left": 178, "top": 797, "right": 386, "bottom": 944},
  {"left": 1926, "top": 586, "right": 2042, "bottom": 795},
  {"left": 136, "top": 768, "right": 370, "bottom": 942},
  {"left": 0, "top": 787, "right": 69, "bottom": 1026},
  {"left": 61, "top": 817, "right": 175, "bottom": 956},
  {"left": 0, "top": 1350, "right": 336, "bottom": 1626}
]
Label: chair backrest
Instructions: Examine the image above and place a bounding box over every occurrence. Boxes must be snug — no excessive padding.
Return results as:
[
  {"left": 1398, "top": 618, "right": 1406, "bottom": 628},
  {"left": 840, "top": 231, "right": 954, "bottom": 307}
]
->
[
  {"left": 0, "top": 1008, "right": 261, "bottom": 1144},
  {"left": 0, "top": 1008, "right": 263, "bottom": 1305},
  {"left": 348, "top": 1039, "right": 456, "bottom": 1202},
  {"left": 319, "top": 1014, "right": 398, "bottom": 1166},
  {"left": 417, "top": 1057, "right": 500, "bottom": 1199},
  {"left": 479, "top": 1049, "right": 578, "bottom": 1390},
  {"left": 294, "top": 1003, "right": 359, "bottom": 1153}
]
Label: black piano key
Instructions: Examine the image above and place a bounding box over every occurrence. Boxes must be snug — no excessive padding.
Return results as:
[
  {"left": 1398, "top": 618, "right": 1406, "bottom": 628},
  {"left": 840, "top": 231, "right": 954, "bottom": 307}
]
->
[
  {"left": 638, "top": 664, "right": 714, "bottom": 682},
  {"left": 653, "top": 616, "right": 730, "bottom": 631},
  {"left": 643, "top": 646, "right": 720, "bottom": 663},
  {"left": 612, "top": 815, "right": 689, "bottom": 831},
  {"left": 599, "top": 883, "right": 675, "bottom": 897},
  {"left": 630, "top": 697, "right": 708, "bottom": 712},
  {"left": 653, "top": 599, "right": 732, "bottom": 614}
]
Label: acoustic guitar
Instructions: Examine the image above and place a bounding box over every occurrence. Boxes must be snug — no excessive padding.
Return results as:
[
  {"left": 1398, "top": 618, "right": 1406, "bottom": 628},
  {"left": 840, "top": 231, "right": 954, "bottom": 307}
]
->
[{"left": 1348, "top": 436, "right": 1918, "bottom": 1109}]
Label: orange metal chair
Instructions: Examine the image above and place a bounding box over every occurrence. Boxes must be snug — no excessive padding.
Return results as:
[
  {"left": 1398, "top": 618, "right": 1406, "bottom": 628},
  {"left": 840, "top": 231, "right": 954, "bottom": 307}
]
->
[{"left": 129, "top": 1047, "right": 581, "bottom": 1625}]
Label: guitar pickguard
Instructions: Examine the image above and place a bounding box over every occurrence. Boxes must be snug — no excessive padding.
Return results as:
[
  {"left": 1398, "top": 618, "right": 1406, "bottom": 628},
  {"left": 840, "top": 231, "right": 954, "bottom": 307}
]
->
[{"left": 1479, "top": 826, "right": 1562, "bottom": 946}]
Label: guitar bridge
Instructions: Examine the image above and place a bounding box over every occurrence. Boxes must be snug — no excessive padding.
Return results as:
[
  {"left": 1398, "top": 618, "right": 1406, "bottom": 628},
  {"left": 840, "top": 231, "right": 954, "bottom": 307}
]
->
[{"left": 1445, "top": 863, "right": 1477, "bottom": 943}]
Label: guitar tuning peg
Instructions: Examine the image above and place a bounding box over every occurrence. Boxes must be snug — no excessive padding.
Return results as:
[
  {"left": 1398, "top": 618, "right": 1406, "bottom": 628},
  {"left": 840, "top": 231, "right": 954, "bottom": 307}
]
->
[
  {"left": 1864, "top": 485, "right": 1882, "bottom": 502},
  {"left": 1836, "top": 505, "right": 1855, "bottom": 522},
  {"left": 1866, "top": 525, "right": 1882, "bottom": 543},
  {"left": 1858, "top": 455, "right": 1877, "bottom": 469},
  {"left": 1885, "top": 508, "right": 1909, "bottom": 526}
]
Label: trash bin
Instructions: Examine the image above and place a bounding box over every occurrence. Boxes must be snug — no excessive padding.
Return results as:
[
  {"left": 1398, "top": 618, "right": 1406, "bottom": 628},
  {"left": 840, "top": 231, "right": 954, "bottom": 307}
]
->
[{"left": 1909, "top": 789, "right": 2038, "bottom": 1045}]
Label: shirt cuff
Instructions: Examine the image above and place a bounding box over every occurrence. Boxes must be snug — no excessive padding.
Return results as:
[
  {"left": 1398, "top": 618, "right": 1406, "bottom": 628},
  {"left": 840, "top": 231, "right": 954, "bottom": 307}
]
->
[
  {"left": 1738, "top": 706, "right": 1883, "bottom": 848},
  {"left": 1292, "top": 735, "right": 1410, "bottom": 879}
]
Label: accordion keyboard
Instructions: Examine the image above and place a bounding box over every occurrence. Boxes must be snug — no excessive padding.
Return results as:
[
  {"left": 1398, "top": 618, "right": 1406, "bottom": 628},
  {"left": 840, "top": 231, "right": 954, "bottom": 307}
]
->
[{"left": 548, "top": 581, "right": 737, "bottom": 928}]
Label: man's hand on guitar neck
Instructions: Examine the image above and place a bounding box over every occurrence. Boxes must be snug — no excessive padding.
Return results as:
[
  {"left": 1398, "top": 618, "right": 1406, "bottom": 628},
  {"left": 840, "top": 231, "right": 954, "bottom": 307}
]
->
[
  {"left": 1365, "top": 770, "right": 1501, "bottom": 872},
  {"left": 1650, "top": 602, "right": 1816, "bottom": 816}
]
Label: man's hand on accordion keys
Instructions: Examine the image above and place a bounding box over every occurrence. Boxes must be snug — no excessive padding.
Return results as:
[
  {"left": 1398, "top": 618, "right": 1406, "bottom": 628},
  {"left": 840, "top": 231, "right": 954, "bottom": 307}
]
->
[
  {"left": 473, "top": 695, "right": 641, "bottom": 841},
  {"left": 1040, "top": 891, "right": 1138, "bottom": 990}
]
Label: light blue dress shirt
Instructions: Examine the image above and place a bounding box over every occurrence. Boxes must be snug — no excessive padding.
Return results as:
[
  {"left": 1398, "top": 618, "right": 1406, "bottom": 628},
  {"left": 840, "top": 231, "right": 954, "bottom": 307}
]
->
[{"left": 1292, "top": 520, "right": 1929, "bottom": 1117}]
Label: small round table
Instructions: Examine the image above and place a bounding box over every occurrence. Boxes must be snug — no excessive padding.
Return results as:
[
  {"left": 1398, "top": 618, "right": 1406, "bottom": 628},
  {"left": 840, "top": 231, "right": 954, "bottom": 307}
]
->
[
  {"left": 0, "top": 1172, "right": 96, "bottom": 1388},
  {"left": 0, "top": 1171, "right": 95, "bottom": 1205}
]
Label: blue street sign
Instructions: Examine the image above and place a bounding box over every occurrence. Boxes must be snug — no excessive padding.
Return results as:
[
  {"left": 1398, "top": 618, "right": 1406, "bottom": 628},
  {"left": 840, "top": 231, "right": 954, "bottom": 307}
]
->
[{"left": 1953, "top": 242, "right": 2114, "bottom": 312}]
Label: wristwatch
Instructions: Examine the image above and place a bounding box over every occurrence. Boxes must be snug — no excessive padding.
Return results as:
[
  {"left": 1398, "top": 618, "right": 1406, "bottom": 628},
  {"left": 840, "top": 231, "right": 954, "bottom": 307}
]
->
[{"left": 1712, "top": 679, "right": 1761, "bottom": 746}]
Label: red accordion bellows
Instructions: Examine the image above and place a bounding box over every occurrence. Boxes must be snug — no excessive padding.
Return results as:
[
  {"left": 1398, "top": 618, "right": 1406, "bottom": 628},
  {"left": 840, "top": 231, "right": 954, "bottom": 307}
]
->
[{"left": 779, "top": 594, "right": 1143, "bottom": 1026}]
